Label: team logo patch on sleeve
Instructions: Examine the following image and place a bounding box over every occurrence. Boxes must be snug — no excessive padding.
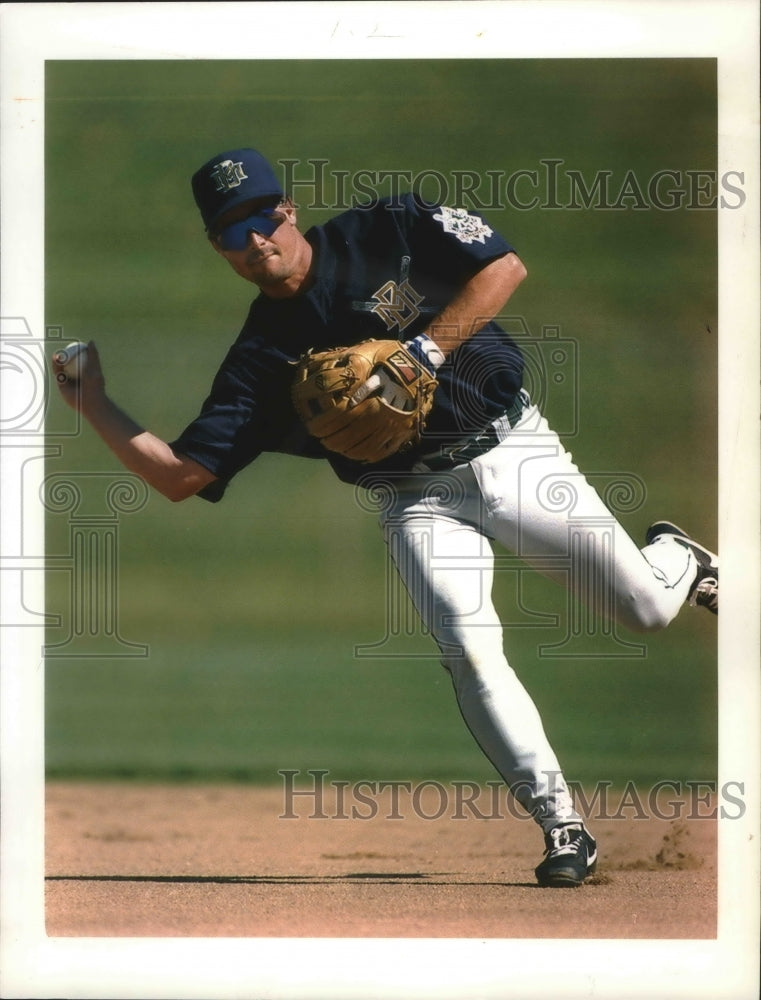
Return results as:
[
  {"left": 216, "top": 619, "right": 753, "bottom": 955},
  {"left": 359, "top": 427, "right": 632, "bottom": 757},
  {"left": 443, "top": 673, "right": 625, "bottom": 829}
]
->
[{"left": 433, "top": 205, "right": 493, "bottom": 245}]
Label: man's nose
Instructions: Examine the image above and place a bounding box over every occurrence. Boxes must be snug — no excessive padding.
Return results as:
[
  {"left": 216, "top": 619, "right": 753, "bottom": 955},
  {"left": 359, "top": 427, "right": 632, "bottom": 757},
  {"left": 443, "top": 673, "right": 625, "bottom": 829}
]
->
[{"left": 248, "top": 228, "right": 269, "bottom": 247}]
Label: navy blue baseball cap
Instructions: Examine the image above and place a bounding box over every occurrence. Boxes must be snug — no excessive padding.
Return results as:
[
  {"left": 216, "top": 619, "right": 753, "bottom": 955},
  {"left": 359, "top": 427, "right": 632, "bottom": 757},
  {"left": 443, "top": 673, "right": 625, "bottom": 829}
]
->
[{"left": 191, "top": 148, "right": 283, "bottom": 233}]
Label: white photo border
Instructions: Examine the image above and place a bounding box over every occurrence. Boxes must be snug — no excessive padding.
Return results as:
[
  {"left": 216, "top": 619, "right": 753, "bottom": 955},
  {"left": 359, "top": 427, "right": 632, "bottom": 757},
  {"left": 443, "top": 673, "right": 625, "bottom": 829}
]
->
[{"left": 1, "top": 2, "right": 759, "bottom": 998}]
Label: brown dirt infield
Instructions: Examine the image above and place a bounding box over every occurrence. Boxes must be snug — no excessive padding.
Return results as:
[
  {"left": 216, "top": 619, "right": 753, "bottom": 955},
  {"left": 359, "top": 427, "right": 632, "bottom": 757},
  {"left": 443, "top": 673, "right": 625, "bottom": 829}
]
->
[{"left": 45, "top": 781, "right": 717, "bottom": 939}]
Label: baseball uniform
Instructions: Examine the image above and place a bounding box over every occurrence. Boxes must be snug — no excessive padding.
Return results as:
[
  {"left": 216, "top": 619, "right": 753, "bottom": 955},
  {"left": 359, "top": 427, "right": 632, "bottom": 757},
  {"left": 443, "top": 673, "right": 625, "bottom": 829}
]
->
[{"left": 169, "top": 152, "right": 717, "bottom": 886}]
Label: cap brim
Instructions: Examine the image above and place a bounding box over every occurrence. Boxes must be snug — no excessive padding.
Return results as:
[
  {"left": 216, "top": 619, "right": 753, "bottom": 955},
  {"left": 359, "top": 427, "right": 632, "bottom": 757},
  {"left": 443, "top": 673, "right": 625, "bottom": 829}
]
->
[{"left": 206, "top": 187, "right": 282, "bottom": 229}]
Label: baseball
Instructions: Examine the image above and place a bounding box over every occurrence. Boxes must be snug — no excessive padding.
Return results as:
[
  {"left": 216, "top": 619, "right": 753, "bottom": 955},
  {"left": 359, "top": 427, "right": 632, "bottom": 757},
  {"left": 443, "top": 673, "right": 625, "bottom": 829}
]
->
[{"left": 54, "top": 341, "right": 88, "bottom": 382}]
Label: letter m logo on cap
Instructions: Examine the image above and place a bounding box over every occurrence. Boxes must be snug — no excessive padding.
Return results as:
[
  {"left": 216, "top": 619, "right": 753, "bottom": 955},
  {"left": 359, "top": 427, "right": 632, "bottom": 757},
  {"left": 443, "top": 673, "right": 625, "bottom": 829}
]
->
[{"left": 210, "top": 159, "right": 248, "bottom": 193}]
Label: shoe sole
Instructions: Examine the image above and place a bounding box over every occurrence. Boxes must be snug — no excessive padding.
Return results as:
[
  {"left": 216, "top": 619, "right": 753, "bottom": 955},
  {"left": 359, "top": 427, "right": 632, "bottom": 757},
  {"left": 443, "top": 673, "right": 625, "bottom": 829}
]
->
[
  {"left": 535, "top": 858, "right": 597, "bottom": 888},
  {"left": 537, "top": 869, "right": 595, "bottom": 888},
  {"left": 537, "top": 875, "right": 585, "bottom": 888}
]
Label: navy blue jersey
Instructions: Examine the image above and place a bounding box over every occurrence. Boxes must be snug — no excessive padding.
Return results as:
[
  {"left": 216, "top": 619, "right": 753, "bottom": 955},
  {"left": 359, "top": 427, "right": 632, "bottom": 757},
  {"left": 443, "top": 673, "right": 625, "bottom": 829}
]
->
[{"left": 170, "top": 194, "right": 524, "bottom": 501}]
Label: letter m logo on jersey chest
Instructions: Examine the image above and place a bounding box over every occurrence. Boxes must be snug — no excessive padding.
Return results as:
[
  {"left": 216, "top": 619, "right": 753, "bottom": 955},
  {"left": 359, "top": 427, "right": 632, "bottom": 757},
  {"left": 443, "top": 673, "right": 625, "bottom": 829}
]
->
[
  {"left": 352, "top": 255, "right": 437, "bottom": 333},
  {"left": 368, "top": 279, "right": 425, "bottom": 333},
  {"left": 210, "top": 159, "right": 248, "bottom": 193}
]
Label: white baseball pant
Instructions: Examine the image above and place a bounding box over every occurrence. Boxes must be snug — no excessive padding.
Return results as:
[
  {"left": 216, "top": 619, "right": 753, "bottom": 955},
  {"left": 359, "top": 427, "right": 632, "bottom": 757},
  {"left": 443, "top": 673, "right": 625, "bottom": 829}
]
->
[{"left": 378, "top": 401, "right": 697, "bottom": 832}]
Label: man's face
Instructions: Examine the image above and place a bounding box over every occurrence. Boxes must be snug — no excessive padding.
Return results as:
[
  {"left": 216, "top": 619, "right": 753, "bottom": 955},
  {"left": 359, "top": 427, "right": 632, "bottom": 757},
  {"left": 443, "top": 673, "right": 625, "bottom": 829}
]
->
[{"left": 209, "top": 198, "right": 309, "bottom": 295}]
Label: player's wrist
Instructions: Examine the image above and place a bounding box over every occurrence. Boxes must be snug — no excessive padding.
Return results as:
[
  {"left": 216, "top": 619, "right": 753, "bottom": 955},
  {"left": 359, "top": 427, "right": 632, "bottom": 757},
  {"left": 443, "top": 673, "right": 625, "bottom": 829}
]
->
[
  {"left": 404, "top": 334, "right": 446, "bottom": 374},
  {"left": 79, "top": 388, "right": 115, "bottom": 424}
]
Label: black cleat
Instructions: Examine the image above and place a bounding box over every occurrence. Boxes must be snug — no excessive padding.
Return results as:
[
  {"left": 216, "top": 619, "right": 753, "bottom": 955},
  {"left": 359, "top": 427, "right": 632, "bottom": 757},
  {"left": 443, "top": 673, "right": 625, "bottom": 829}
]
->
[
  {"left": 535, "top": 823, "right": 598, "bottom": 888},
  {"left": 646, "top": 520, "right": 718, "bottom": 615}
]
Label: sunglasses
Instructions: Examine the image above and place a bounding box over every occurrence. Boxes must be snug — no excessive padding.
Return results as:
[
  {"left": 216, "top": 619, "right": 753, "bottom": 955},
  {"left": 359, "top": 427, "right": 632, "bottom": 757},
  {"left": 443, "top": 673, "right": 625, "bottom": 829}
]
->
[{"left": 215, "top": 207, "right": 283, "bottom": 251}]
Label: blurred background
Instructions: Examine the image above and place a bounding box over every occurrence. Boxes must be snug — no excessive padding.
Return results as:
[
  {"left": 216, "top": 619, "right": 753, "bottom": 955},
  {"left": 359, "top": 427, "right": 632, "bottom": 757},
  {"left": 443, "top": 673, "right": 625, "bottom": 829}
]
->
[{"left": 44, "top": 59, "right": 717, "bottom": 787}]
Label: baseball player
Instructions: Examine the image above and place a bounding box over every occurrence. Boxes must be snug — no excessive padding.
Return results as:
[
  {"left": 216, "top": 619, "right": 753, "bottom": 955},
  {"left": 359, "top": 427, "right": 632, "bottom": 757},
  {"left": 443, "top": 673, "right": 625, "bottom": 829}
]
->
[{"left": 54, "top": 147, "right": 718, "bottom": 888}]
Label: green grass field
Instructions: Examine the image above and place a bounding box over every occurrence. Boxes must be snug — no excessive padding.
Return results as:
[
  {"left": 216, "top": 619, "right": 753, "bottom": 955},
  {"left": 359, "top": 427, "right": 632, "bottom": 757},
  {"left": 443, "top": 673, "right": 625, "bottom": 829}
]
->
[{"left": 44, "top": 58, "right": 718, "bottom": 789}]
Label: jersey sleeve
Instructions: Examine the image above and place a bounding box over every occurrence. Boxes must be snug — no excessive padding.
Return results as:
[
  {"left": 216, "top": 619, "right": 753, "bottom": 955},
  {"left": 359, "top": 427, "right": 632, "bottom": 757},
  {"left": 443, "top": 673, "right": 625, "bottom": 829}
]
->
[
  {"left": 402, "top": 194, "right": 516, "bottom": 281},
  {"left": 168, "top": 323, "right": 304, "bottom": 503},
  {"left": 168, "top": 360, "right": 263, "bottom": 502}
]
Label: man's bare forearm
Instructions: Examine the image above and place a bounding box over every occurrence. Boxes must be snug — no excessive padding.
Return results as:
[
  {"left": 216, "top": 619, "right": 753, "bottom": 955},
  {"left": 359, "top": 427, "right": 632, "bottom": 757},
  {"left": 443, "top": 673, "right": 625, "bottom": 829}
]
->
[
  {"left": 82, "top": 395, "right": 213, "bottom": 502},
  {"left": 426, "top": 252, "right": 527, "bottom": 355},
  {"left": 53, "top": 342, "right": 216, "bottom": 502}
]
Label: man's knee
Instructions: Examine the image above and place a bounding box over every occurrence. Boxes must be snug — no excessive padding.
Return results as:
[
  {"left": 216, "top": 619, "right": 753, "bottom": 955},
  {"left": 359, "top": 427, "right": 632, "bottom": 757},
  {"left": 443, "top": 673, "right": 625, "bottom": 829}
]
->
[{"left": 618, "top": 591, "right": 677, "bottom": 633}]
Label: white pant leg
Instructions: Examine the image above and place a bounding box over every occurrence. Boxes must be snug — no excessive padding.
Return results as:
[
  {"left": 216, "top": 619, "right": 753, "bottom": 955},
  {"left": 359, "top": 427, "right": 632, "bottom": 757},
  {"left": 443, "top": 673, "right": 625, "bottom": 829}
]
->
[
  {"left": 375, "top": 404, "right": 696, "bottom": 833},
  {"left": 380, "top": 477, "right": 582, "bottom": 831},
  {"left": 469, "top": 405, "right": 697, "bottom": 632}
]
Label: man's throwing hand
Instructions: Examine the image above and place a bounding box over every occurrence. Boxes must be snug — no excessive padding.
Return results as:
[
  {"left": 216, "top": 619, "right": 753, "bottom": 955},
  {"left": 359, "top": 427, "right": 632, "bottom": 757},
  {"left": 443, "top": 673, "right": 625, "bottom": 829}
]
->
[{"left": 52, "top": 340, "right": 106, "bottom": 413}]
